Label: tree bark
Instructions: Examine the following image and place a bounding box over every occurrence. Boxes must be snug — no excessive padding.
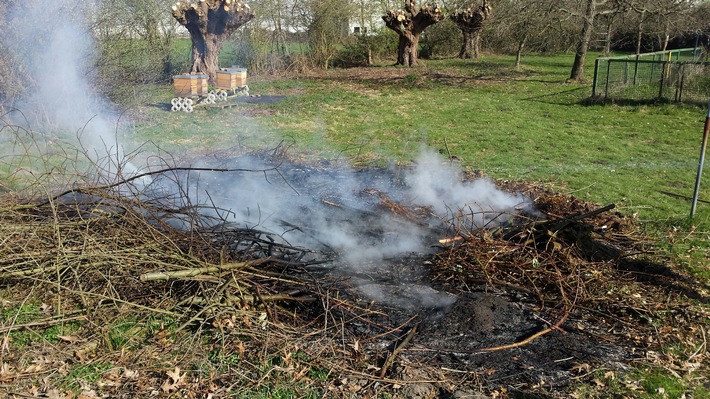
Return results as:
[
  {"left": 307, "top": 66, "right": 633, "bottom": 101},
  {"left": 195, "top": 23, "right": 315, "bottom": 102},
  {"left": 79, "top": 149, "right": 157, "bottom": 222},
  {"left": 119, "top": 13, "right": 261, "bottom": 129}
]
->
[
  {"left": 397, "top": 31, "right": 418, "bottom": 66},
  {"left": 515, "top": 34, "right": 527, "bottom": 69},
  {"left": 634, "top": 10, "right": 645, "bottom": 57},
  {"left": 603, "top": 20, "right": 613, "bottom": 56},
  {"left": 569, "top": 0, "right": 597, "bottom": 82},
  {"left": 473, "top": 32, "right": 481, "bottom": 58},
  {"left": 382, "top": 0, "right": 444, "bottom": 66},
  {"left": 459, "top": 30, "right": 473, "bottom": 58},
  {"left": 172, "top": 0, "right": 255, "bottom": 82}
]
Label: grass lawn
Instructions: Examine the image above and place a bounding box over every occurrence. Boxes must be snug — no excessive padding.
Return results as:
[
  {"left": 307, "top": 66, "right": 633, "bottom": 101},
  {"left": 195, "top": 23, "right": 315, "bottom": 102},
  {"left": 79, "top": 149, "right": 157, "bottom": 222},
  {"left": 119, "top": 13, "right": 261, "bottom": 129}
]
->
[{"left": 130, "top": 52, "right": 710, "bottom": 279}]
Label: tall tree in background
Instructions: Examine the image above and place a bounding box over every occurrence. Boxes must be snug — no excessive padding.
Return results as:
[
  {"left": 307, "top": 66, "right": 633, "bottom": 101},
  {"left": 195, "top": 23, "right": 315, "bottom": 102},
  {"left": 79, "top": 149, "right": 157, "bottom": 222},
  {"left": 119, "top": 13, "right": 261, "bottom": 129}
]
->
[
  {"left": 627, "top": 0, "right": 692, "bottom": 53},
  {"left": 485, "top": 0, "right": 568, "bottom": 68},
  {"left": 451, "top": 0, "right": 492, "bottom": 59},
  {"left": 568, "top": 0, "right": 624, "bottom": 82},
  {"left": 304, "top": 0, "right": 352, "bottom": 69},
  {"left": 382, "top": 0, "right": 444, "bottom": 66},
  {"left": 172, "top": 0, "right": 255, "bottom": 81},
  {"left": 103, "top": 0, "right": 178, "bottom": 77}
]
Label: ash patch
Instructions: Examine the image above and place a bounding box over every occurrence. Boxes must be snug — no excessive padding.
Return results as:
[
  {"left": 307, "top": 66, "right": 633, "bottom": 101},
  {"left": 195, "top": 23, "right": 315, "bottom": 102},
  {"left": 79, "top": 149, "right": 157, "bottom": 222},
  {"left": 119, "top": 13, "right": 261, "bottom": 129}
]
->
[
  {"left": 418, "top": 293, "right": 538, "bottom": 345},
  {"left": 232, "top": 95, "right": 287, "bottom": 104},
  {"left": 413, "top": 293, "right": 627, "bottom": 388},
  {"left": 331, "top": 255, "right": 628, "bottom": 390},
  {"left": 358, "top": 283, "right": 456, "bottom": 311}
]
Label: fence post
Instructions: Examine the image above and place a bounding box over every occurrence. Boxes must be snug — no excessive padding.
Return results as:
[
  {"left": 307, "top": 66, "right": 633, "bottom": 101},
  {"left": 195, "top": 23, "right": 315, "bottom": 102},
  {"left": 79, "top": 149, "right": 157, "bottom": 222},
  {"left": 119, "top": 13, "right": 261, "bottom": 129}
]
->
[
  {"left": 658, "top": 61, "right": 667, "bottom": 100},
  {"left": 604, "top": 59, "right": 612, "bottom": 100},
  {"left": 676, "top": 63, "right": 685, "bottom": 103},
  {"left": 592, "top": 58, "right": 600, "bottom": 97},
  {"left": 690, "top": 99, "right": 710, "bottom": 218}
]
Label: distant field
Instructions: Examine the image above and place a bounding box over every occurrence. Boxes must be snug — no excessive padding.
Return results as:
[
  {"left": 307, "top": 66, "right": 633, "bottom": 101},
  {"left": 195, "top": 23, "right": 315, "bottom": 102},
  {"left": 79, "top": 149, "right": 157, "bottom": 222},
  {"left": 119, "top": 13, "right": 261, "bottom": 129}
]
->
[{"left": 130, "top": 52, "right": 709, "bottom": 277}]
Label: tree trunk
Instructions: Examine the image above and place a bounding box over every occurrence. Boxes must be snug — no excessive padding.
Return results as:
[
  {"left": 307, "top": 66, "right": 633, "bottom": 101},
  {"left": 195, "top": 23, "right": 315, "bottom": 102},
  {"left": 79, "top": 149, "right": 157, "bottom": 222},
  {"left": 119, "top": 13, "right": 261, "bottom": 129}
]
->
[
  {"left": 383, "top": 0, "right": 443, "bottom": 67},
  {"left": 452, "top": 2, "right": 491, "bottom": 60},
  {"left": 635, "top": 11, "right": 644, "bottom": 57},
  {"left": 661, "top": 31, "right": 670, "bottom": 52},
  {"left": 473, "top": 32, "right": 481, "bottom": 59},
  {"left": 603, "top": 22, "right": 612, "bottom": 56},
  {"left": 459, "top": 30, "right": 473, "bottom": 59},
  {"left": 514, "top": 34, "right": 527, "bottom": 69},
  {"left": 398, "top": 32, "right": 419, "bottom": 66},
  {"left": 569, "top": 0, "right": 596, "bottom": 82},
  {"left": 172, "top": 1, "right": 254, "bottom": 82},
  {"left": 190, "top": 33, "right": 225, "bottom": 78}
]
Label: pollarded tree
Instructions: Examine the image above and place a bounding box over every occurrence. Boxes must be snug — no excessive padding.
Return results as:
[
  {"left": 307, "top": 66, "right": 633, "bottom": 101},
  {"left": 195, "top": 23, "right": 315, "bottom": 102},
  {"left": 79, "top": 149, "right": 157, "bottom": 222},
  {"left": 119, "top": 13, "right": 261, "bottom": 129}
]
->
[
  {"left": 382, "top": 0, "right": 444, "bottom": 66},
  {"left": 451, "top": 0, "right": 491, "bottom": 59},
  {"left": 171, "top": 0, "right": 255, "bottom": 81}
]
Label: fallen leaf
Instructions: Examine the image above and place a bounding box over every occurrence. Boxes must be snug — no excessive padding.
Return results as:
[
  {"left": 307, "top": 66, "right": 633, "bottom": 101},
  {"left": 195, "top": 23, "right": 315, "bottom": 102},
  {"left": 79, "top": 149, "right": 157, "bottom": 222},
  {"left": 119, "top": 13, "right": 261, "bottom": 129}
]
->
[
  {"left": 570, "top": 363, "right": 591, "bottom": 373},
  {"left": 0, "top": 363, "right": 15, "bottom": 383},
  {"left": 122, "top": 368, "right": 139, "bottom": 379},
  {"left": 162, "top": 366, "right": 186, "bottom": 393},
  {"left": 74, "top": 341, "right": 98, "bottom": 362}
]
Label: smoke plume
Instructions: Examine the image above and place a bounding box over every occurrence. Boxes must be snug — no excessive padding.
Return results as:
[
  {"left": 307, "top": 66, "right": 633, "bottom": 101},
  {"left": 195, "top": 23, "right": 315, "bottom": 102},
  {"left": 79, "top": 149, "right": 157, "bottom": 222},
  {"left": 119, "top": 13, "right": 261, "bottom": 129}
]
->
[
  {"left": 3, "top": 1, "right": 137, "bottom": 185},
  {"left": 157, "top": 148, "right": 531, "bottom": 268}
]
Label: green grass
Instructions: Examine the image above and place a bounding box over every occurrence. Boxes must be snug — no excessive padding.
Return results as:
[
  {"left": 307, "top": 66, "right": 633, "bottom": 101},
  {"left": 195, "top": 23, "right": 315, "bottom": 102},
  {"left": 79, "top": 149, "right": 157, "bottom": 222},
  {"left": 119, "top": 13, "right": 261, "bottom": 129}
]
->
[
  {"left": 62, "top": 362, "right": 114, "bottom": 392},
  {"left": 1, "top": 302, "right": 82, "bottom": 347},
  {"left": 235, "top": 385, "right": 322, "bottom": 399},
  {"left": 571, "top": 366, "right": 709, "bottom": 399}
]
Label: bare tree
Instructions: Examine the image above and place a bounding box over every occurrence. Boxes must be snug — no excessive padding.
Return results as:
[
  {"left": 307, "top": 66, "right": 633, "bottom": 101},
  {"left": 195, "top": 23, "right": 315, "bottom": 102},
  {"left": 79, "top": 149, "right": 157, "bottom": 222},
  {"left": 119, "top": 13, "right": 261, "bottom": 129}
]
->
[
  {"left": 626, "top": 0, "right": 692, "bottom": 53},
  {"left": 688, "top": 1, "right": 710, "bottom": 60},
  {"left": 303, "top": 0, "right": 352, "bottom": 68},
  {"left": 104, "top": 0, "right": 178, "bottom": 76},
  {"left": 171, "top": 0, "right": 255, "bottom": 81},
  {"left": 382, "top": 0, "right": 444, "bottom": 66},
  {"left": 568, "top": 0, "right": 625, "bottom": 82},
  {"left": 450, "top": 0, "right": 491, "bottom": 59},
  {"left": 484, "top": 0, "right": 567, "bottom": 68}
]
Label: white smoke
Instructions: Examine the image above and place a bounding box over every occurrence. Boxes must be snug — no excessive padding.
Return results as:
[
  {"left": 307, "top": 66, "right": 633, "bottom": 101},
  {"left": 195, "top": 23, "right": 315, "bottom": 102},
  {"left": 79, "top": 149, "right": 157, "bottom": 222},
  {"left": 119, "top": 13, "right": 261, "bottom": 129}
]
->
[
  {"left": 3, "top": 1, "right": 141, "bottom": 186},
  {"left": 405, "top": 148, "right": 530, "bottom": 229},
  {"left": 167, "top": 148, "right": 531, "bottom": 268}
]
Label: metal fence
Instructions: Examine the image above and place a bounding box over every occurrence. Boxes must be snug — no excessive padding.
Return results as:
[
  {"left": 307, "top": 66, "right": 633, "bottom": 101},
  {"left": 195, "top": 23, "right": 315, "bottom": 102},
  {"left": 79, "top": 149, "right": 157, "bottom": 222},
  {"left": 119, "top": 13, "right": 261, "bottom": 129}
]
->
[{"left": 592, "top": 48, "right": 710, "bottom": 105}]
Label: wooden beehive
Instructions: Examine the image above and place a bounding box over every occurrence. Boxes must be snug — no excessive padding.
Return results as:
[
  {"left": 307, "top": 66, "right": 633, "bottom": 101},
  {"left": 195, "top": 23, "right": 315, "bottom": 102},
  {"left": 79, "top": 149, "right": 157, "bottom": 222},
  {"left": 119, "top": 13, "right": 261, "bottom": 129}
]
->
[
  {"left": 173, "top": 74, "right": 208, "bottom": 97},
  {"left": 215, "top": 67, "right": 247, "bottom": 90},
  {"left": 194, "top": 73, "right": 209, "bottom": 96}
]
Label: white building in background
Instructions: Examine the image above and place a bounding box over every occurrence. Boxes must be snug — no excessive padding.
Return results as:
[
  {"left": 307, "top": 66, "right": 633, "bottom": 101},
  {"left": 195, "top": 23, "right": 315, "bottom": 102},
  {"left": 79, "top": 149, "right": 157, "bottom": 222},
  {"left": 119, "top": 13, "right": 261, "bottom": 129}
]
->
[{"left": 350, "top": 0, "right": 388, "bottom": 35}]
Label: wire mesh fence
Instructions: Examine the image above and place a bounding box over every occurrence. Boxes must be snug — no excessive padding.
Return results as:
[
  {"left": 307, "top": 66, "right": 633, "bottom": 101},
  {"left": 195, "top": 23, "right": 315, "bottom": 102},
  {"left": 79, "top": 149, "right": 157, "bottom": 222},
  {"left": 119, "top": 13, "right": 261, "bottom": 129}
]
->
[{"left": 592, "top": 48, "right": 710, "bottom": 105}]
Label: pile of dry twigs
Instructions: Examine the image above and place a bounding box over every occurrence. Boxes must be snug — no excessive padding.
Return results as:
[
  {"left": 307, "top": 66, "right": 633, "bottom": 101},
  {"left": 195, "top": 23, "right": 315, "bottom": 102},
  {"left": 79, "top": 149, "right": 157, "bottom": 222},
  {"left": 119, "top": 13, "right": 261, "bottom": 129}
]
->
[{"left": 434, "top": 186, "right": 709, "bottom": 352}]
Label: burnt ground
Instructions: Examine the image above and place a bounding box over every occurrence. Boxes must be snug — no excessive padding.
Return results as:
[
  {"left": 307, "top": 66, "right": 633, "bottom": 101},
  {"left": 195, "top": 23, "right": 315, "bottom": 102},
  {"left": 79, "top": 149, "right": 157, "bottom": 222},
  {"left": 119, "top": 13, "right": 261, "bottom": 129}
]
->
[
  {"left": 1, "top": 152, "right": 708, "bottom": 398},
  {"left": 317, "top": 254, "right": 634, "bottom": 396}
]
